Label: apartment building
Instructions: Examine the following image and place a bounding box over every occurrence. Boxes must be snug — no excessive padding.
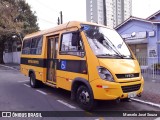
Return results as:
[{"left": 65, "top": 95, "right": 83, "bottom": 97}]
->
[{"left": 86, "top": 0, "right": 132, "bottom": 28}]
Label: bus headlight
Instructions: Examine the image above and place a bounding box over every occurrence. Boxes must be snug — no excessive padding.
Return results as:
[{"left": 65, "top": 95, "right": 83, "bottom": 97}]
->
[{"left": 97, "top": 66, "right": 114, "bottom": 82}]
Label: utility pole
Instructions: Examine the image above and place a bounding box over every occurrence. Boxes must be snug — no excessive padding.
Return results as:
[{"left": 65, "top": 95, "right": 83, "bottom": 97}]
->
[
  {"left": 57, "top": 17, "right": 60, "bottom": 25},
  {"left": 60, "top": 11, "right": 63, "bottom": 24}
]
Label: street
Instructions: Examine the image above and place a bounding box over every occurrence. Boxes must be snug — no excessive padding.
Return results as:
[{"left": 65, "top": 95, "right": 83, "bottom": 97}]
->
[{"left": 0, "top": 65, "right": 159, "bottom": 120}]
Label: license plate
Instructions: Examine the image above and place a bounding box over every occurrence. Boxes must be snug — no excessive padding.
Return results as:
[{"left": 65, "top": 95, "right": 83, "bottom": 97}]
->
[{"left": 128, "top": 92, "right": 137, "bottom": 98}]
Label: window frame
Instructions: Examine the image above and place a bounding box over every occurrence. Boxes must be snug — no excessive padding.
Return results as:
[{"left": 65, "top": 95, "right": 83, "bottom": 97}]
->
[
  {"left": 22, "top": 38, "right": 32, "bottom": 54},
  {"left": 59, "top": 31, "right": 85, "bottom": 57},
  {"left": 30, "top": 36, "right": 43, "bottom": 55}
]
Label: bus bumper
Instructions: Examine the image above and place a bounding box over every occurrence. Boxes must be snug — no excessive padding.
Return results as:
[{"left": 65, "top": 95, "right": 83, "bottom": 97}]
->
[{"left": 90, "top": 77, "right": 144, "bottom": 100}]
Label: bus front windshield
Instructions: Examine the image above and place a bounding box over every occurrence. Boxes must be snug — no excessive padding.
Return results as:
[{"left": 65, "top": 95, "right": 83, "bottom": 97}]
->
[{"left": 82, "top": 25, "right": 133, "bottom": 59}]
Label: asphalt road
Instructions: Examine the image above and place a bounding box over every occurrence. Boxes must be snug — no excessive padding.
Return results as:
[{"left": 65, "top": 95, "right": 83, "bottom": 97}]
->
[{"left": 0, "top": 65, "right": 159, "bottom": 120}]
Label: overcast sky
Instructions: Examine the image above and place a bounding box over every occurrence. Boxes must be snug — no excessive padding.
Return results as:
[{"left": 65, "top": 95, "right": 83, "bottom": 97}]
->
[{"left": 26, "top": 0, "right": 160, "bottom": 30}]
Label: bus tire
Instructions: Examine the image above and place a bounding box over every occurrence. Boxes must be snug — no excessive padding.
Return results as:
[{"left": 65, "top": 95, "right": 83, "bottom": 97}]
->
[
  {"left": 76, "top": 85, "right": 96, "bottom": 111},
  {"left": 30, "top": 73, "right": 39, "bottom": 88}
]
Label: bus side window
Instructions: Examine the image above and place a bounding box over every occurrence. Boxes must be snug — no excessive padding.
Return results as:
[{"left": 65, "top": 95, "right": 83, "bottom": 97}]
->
[
  {"left": 36, "top": 37, "right": 43, "bottom": 54},
  {"left": 22, "top": 39, "right": 32, "bottom": 54},
  {"left": 60, "top": 32, "right": 84, "bottom": 56},
  {"left": 30, "top": 38, "right": 37, "bottom": 54},
  {"left": 30, "top": 36, "right": 43, "bottom": 55}
]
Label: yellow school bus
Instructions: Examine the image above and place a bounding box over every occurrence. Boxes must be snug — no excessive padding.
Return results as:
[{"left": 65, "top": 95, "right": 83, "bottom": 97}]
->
[{"left": 20, "top": 21, "right": 144, "bottom": 110}]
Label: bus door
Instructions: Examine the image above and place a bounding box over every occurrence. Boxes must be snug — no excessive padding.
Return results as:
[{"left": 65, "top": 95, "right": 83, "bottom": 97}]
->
[
  {"left": 47, "top": 36, "right": 59, "bottom": 83},
  {"left": 57, "top": 31, "right": 88, "bottom": 90}
]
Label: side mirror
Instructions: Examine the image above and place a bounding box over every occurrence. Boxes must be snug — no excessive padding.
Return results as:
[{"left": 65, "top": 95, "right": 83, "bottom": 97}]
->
[
  {"left": 71, "top": 32, "right": 80, "bottom": 46},
  {"left": 80, "top": 51, "right": 85, "bottom": 58}
]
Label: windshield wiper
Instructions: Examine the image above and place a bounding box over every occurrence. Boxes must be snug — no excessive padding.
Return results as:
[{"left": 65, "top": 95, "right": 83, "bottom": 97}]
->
[
  {"left": 96, "top": 53, "right": 123, "bottom": 58},
  {"left": 96, "top": 53, "right": 113, "bottom": 56},
  {"left": 120, "top": 55, "right": 134, "bottom": 59},
  {"left": 103, "top": 36, "right": 124, "bottom": 58},
  {"left": 112, "top": 54, "right": 124, "bottom": 58}
]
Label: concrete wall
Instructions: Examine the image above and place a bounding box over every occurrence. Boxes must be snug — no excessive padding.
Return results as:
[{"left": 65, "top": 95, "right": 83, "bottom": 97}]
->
[
  {"left": 3, "top": 52, "right": 13, "bottom": 63},
  {"left": 13, "top": 52, "right": 21, "bottom": 63},
  {"left": 3, "top": 52, "right": 21, "bottom": 64}
]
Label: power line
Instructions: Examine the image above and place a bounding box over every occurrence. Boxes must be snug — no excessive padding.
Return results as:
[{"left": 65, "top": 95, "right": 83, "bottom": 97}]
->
[
  {"left": 35, "top": 0, "right": 59, "bottom": 13},
  {"left": 35, "top": 11, "right": 58, "bottom": 21},
  {"left": 26, "top": 0, "right": 63, "bottom": 25},
  {"left": 38, "top": 17, "right": 56, "bottom": 23},
  {"left": 35, "top": 0, "right": 64, "bottom": 25},
  {"left": 38, "top": 17, "right": 57, "bottom": 25}
]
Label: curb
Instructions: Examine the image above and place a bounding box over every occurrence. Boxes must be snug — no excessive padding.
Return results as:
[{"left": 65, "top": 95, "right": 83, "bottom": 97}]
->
[
  {"left": 0, "top": 64, "right": 19, "bottom": 71},
  {"left": 131, "top": 98, "right": 160, "bottom": 109}
]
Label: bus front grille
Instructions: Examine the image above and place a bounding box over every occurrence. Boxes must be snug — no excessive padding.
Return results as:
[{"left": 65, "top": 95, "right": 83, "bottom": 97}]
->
[
  {"left": 116, "top": 73, "right": 139, "bottom": 79},
  {"left": 121, "top": 84, "right": 141, "bottom": 93}
]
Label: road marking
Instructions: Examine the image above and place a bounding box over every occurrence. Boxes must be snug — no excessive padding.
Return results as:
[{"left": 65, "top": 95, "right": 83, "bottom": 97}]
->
[
  {"left": 95, "top": 118, "right": 104, "bottom": 120},
  {"left": 0, "top": 64, "right": 19, "bottom": 71},
  {"left": 152, "top": 80, "right": 156, "bottom": 82},
  {"left": 57, "top": 100, "right": 76, "bottom": 109},
  {"left": 24, "top": 84, "right": 31, "bottom": 88},
  {"left": 18, "top": 80, "right": 29, "bottom": 83},
  {"left": 131, "top": 98, "right": 160, "bottom": 108},
  {"left": 154, "top": 117, "right": 160, "bottom": 120},
  {"left": 36, "top": 90, "right": 47, "bottom": 95}
]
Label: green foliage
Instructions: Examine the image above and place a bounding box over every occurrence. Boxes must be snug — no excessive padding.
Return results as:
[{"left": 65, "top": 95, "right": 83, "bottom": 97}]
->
[
  {"left": 0, "top": 0, "right": 39, "bottom": 63},
  {"left": 0, "top": 0, "right": 39, "bottom": 36},
  {"left": 16, "top": 0, "right": 39, "bottom": 34}
]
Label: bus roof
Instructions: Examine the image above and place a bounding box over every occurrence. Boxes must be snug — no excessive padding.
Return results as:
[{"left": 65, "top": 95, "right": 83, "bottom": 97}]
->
[{"left": 24, "top": 21, "right": 109, "bottom": 39}]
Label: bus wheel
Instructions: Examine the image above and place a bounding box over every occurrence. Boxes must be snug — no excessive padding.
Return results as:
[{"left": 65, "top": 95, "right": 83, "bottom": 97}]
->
[
  {"left": 30, "top": 73, "right": 39, "bottom": 88},
  {"left": 76, "top": 85, "right": 96, "bottom": 111}
]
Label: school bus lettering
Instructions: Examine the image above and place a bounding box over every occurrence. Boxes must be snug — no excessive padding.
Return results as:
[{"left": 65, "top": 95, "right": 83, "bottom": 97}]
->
[
  {"left": 28, "top": 60, "right": 39, "bottom": 64},
  {"left": 20, "top": 21, "right": 144, "bottom": 111}
]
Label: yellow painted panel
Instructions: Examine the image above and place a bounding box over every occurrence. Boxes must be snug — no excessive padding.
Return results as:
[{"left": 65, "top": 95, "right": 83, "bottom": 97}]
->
[
  {"left": 20, "top": 64, "right": 45, "bottom": 81},
  {"left": 56, "top": 76, "right": 71, "bottom": 91}
]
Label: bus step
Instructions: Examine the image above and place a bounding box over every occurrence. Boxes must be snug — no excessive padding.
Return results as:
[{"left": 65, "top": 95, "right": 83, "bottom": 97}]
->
[{"left": 45, "top": 82, "right": 56, "bottom": 88}]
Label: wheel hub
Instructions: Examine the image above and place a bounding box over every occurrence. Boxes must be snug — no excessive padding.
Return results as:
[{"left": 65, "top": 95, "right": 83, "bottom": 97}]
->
[
  {"left": 79, "top": 90, "right": 90, "bottom": 104},
  {"left": 31, "top": 78, "right": 34, "bottom": 86}
]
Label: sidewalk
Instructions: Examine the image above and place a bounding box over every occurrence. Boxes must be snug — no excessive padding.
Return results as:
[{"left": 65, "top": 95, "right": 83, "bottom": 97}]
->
[
  {"left": 0, "top": 63, "right": 20, "bottom": 70},
  {"left": 0, "top": 63, "right": 160, "bottom": 105},
  {"left": 136, "top": 77, "right": 160, "bottom": 104}
]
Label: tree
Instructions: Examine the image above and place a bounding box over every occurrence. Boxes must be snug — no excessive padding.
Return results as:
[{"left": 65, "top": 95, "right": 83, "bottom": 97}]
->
[{"left": 0, "top": 0, "right": 39, "bottom": 64}]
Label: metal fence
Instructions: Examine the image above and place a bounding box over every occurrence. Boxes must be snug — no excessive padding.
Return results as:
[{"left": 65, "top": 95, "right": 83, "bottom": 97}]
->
[
  {"left": 136, "top": 57, "right": 160, "bottom": 104},
  {"left": 137, "top": 56, "right": 160, "bottom": 80}
]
